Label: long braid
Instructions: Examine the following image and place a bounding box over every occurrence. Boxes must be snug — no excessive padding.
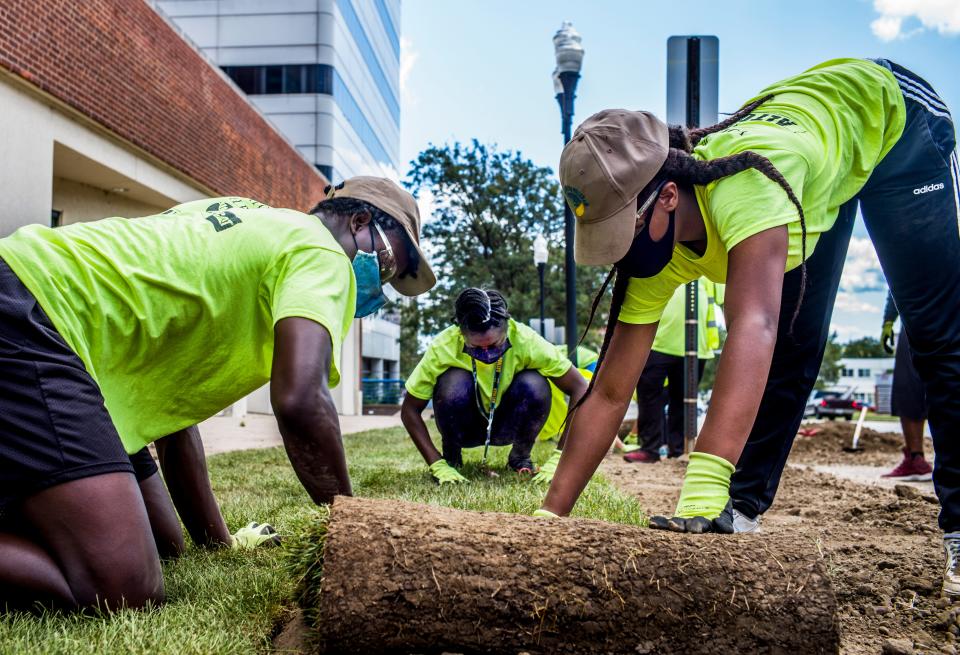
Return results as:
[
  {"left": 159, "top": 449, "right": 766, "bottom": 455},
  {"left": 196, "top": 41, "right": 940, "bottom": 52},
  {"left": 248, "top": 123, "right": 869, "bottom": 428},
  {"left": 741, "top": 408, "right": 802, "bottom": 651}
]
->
[
  {"left": 687, "top": 94, "right": 775, "bottom": 147},
  {"left": 562, "top": 268, "right": 630, "bottom": 432}
]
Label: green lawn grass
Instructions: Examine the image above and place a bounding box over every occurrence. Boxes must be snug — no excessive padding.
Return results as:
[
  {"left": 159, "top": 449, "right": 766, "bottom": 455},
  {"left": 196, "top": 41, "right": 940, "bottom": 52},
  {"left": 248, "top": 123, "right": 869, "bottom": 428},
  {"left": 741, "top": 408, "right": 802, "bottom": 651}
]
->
[{"left": 0, "top": 426, "right": 644, "bottom": 654}]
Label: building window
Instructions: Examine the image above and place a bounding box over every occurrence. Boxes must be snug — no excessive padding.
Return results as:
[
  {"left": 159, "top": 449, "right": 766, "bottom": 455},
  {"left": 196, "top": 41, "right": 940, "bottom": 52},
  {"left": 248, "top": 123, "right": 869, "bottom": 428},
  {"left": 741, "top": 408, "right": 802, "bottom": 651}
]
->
[
  {"left": 336, "top": 0, "right": 400, "bottom": 123},
  {"left": 373, "top": 0, "right": 400, "bottom": 58},
  {"left": 222, "top": 64, "right": 335, "bottom": 96},
  {"left": 315, "top": 164, "right": 334, "bottom": 182},
  {"left": 841, "top": 368, "right": 854, "bottom": 377},
  {"left": 51, "top": 209, "right": 63, "bottom": 228},
  {"left": 858, "top": 369, "right": 871, "bottom": 378}
]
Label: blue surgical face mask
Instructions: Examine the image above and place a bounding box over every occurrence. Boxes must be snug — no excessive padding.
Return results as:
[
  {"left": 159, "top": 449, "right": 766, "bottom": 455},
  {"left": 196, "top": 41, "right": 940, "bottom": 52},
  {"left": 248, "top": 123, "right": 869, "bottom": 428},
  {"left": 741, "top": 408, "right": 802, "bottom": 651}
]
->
[{"left": 352, "top": 224, "right": 389, "bottom": 318}]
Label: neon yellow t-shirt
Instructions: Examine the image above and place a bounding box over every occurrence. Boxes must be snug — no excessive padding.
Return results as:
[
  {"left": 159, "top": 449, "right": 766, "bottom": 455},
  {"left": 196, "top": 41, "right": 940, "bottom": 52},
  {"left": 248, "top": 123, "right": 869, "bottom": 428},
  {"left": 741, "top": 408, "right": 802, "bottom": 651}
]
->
[
  {"left": 405, "top": 319, "right": 572, "bottom": 405},
  {"left": 652, "top": 279, "right": 720, "bottom": 359},
  {"left": 0, "top": 197, "right": 356, "bottom": 453},
  {"left": 620, "top": 58, "right": 905, "bottom": 325}
]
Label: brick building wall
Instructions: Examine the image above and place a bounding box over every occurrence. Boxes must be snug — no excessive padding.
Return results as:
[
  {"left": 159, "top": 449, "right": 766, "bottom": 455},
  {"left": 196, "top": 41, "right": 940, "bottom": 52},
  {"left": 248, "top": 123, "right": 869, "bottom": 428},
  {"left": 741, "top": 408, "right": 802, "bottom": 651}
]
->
[{"left": 0, "top": 0, "right": 328, "bottom": 211}]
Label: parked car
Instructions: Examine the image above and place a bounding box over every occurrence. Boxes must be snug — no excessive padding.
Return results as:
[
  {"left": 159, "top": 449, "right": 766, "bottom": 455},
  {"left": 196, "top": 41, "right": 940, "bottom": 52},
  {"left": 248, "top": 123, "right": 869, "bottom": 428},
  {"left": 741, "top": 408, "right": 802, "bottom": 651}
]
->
[{"left": 806, "top": 388, "right": 863, "bottom": 420}]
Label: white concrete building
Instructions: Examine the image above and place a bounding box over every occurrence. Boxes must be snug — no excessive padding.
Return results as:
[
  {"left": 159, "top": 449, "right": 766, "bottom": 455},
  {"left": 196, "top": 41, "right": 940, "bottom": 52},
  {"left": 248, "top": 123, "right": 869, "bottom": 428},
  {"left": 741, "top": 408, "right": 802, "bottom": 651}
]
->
[{"left": 835, "top": 356, "right": 895, "bottom": 407}]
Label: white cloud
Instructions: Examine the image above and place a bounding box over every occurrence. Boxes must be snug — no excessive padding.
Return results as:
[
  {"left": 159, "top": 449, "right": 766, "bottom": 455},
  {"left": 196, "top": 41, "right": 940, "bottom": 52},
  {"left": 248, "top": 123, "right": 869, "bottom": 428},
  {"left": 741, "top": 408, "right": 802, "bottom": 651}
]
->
[
  {"left": 834, "top": 291, "right": 881, "bottom": 314},
  {"left": 840, "top": 237, "right": 886, "bottom": 292},
  {"left": 400, "top": 37, "right": 418, "bottom": 106},
  {"left": 871, "top": 0, "right": 960, "bottom": 40},
  {"left": 831, "top": 323, "right": 870, "bottom": 341}
]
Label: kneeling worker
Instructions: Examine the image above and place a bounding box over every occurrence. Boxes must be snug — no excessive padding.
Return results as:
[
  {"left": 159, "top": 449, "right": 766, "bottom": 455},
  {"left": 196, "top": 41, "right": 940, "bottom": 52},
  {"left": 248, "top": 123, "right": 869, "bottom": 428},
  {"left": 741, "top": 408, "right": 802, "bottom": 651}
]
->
[
  {"left": 401, "top": 288, "right": 587, "bottom": 483},
  {"left": 0, "top": 177, "right": 433, "bottom": 611}
]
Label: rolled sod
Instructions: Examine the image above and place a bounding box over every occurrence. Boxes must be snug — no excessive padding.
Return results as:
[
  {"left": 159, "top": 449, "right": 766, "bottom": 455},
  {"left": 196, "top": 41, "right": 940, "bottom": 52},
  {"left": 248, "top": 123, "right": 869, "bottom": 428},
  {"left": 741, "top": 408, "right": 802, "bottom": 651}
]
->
[{"left": 296, "top": 496, "right": 839, "bottom": 654}]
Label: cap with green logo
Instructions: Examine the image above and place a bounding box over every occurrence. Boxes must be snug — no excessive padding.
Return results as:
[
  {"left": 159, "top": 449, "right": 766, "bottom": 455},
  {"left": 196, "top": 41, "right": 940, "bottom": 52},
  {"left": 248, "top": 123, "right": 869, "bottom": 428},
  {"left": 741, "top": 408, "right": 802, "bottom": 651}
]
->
[{"left": 559, "top": 109, "right": 669, "bottom": 265}]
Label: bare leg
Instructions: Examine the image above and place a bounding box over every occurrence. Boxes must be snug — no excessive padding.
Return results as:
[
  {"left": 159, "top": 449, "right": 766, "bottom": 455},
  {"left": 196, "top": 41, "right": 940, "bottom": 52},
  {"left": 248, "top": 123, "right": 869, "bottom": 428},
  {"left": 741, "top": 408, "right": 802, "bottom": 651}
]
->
[
  {"left": 902, "top": 417, "right": 926, "bottom": 455},
  {"left": 139, "top": 472, "right": 186, "bottom": 559},
  {"left": 0, "top": 531, "right": 75, "bottom": 609},
  {"left": 3, "top": 472, "right": 165, "bottom": 611}
]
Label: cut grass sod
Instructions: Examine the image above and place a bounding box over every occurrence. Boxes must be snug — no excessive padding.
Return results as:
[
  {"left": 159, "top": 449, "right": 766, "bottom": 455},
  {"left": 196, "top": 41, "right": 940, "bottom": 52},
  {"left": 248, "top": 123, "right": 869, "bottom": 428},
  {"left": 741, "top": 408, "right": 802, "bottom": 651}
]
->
[{"left": 0, "top": 426, "right": 644, "bottom": 654}]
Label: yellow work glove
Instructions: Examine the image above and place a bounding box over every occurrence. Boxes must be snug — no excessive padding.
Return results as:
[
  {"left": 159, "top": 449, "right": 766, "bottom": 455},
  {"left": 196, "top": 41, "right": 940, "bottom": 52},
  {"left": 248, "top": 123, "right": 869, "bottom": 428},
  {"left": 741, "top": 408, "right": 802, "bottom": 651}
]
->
[
  {"left": 532, "top": 509, "right": 558, "bottom": 518},
  {"left": 429, "top": 459, "right": 468, "bottom": 485},
  {"left": 531, "top": 448, "right": 562, "bottom": 485},
  {"left": 881, "top": 320, "right": 895, "bottom": 354},
  {"left": 232, "top": 522, "right": 281, "bottom": 549},
  {"left": 649, "top": 452, "right": 735, "bottom": 534}
]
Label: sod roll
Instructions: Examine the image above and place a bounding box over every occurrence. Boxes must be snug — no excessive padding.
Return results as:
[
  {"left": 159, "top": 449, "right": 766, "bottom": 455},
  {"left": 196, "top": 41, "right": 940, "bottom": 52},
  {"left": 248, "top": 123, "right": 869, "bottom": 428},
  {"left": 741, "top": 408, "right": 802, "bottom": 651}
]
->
[{"left": 309, "top": 496, "right": 839, "bottom": 654}]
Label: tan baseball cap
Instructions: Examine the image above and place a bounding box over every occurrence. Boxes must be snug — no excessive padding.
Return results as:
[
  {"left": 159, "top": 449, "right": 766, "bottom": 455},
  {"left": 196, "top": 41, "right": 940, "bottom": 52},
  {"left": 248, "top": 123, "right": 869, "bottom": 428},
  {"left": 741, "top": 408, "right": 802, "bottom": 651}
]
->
[
  {"left": 559, "top": 109, "right": 669, "bottom": 265},
  {"left": 325, "top": 176, "right": 436, "bottom": 296}
]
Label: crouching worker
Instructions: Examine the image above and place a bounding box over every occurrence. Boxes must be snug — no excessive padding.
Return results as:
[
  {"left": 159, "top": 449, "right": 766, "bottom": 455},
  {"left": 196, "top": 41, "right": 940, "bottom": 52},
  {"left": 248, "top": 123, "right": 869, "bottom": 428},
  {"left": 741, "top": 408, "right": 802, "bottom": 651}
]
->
[
  {"left": 401, "top": 288, "right": 587, "bottom": 483},
  {"left": 0, "top": 177, "right": 434, "bottom": 611}
]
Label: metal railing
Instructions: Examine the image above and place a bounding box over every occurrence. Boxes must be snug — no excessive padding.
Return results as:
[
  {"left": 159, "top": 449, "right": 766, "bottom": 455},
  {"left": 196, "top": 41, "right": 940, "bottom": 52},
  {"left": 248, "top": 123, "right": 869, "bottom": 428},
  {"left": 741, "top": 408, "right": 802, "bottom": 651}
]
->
[{"left": 362, "top": 378, "right": 404, "bottom": 405}]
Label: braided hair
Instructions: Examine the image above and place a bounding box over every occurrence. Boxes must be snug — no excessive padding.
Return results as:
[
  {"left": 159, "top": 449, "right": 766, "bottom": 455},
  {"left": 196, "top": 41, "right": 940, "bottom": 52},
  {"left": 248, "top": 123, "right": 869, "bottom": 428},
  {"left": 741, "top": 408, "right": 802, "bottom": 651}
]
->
[
  {"left": 453, "top": 288, "right": 509, "bottom": 333},
  {"left": 565, "top": 94, "right": 806, "bottom": 421}
]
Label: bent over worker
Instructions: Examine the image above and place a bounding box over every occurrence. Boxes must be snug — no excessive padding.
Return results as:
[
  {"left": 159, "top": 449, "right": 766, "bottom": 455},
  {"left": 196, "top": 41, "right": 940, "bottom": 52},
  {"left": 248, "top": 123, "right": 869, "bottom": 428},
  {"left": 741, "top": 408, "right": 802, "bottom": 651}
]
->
[
  {"left": 0, "top": 176, "right": 434, "bottom": 610},
  {"left": 537, "top": 58, "right": 960, "bottom": 594}
]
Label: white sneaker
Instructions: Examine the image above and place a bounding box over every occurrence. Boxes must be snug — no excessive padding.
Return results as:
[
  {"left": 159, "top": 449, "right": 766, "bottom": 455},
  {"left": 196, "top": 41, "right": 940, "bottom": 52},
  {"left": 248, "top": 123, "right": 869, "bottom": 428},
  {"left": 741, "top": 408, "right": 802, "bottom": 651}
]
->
[
  {"left": 732, "top": 509, "right": 762, "bottom": 534},
  {"left": 944, "top": 533, "right": 960, "bottom": 596}
]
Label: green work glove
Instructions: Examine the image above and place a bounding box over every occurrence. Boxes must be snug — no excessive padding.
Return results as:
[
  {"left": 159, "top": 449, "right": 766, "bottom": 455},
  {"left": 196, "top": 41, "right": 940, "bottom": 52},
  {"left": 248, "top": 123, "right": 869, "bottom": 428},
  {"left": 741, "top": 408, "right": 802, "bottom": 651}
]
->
[
  {"left": 429, "top": 459, "right": 468, "bottom": 485},
  {"left": 531, "top": 448, "right": 562, "bottom": 485},
  {"left": 881, "top": 320, "right": 895, "bottom": 354},
  {"left": 649, "top": 452, "right": 735, "bottom": 534},
  {"left": 232, "top": 522, "right": 281, "bottom": 549},
  {"left": 532, "top": 509, "right": 558, "bottom": 518}
]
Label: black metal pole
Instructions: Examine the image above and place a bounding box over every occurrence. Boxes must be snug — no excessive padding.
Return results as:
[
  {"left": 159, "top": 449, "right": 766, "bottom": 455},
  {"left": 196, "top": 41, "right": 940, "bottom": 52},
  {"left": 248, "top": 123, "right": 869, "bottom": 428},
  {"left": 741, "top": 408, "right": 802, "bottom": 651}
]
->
[
  {"left": 683, "top": 37, "right": 701, "bottom": 453},
  {"left": 558, "top": 71, "right": 580, "bottom": 366},
  {"left": 538, "top": 262, "right": 546, "bottom": 338}
]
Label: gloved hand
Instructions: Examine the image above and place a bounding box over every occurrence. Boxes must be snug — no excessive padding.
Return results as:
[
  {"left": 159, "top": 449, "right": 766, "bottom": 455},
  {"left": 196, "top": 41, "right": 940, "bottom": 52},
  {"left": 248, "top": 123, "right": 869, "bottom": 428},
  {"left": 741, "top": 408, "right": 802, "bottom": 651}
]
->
[
  {"left": 531, "top": 449, "right": 562, "bottom": 485},
  {"left": 881, "top": 320, "right": 895, "bottom": 354},
  {"left": 649, "top": 452, "right": 735, "bottom": 534},
  {"left": 429, "top": 459, "right": 468, "bottom": 485},
  {"left": 532, "top": 508, "right": 558, "bottom": 518},
  {"left": 232, "top": 522, "right": 281, "bottom": 549}
]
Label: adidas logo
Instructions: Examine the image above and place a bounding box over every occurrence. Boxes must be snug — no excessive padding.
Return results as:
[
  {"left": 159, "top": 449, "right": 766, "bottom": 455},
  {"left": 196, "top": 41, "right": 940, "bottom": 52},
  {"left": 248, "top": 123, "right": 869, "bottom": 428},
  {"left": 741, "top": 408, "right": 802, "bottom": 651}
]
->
[{"left": 914, "top": 183, "right": 945, "bottom": 195}]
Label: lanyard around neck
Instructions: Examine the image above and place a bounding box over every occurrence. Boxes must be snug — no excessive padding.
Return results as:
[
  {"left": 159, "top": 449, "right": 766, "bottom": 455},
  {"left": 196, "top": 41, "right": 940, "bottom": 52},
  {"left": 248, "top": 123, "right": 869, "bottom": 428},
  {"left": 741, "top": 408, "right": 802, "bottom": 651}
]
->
[{"left": 472, "top": 356, "right": 504, "bottom": 419}]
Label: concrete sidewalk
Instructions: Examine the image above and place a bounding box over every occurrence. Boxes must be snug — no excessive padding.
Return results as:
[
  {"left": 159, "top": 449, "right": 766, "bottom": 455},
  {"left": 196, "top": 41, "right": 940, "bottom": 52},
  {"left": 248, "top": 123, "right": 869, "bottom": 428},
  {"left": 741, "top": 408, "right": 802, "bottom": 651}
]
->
[{"left": 197, "top": 412, "right": 403, "bottom": 456}]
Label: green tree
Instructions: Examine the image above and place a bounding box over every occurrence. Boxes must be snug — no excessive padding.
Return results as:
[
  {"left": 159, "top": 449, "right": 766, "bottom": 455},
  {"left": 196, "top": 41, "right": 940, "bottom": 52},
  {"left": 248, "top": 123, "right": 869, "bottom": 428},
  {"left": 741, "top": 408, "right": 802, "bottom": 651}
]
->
[
  {"left": 842, "top": 336, "right": 887, "bottom": 358},
  {"left": 699, "top": 327, "right": 726, "bottom": 391},
  {"left": 402, "top": 141, "right": 609, "bottom": 369},
  {"left": 817, "top": 331, "right": 843, "bottom": 389}
]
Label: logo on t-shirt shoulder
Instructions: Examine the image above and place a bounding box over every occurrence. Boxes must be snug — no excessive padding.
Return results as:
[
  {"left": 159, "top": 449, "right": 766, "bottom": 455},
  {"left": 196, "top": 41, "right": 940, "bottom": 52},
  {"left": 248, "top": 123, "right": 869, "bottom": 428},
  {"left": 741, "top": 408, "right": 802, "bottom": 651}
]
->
[
  {"left": 713, "top": 111, "right": 808, "bottom": 138},
  {"left": 205, "top": 209, "right": 243, "bottom": 232}
]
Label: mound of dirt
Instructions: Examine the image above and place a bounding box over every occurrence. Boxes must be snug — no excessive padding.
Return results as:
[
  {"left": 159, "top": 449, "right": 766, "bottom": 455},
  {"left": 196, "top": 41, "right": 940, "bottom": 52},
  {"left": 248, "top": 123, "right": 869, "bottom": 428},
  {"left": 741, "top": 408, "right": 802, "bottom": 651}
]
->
[
  {"left": 604, "top": 456, "right": 956, "bottom": 655},
  {"left": 303, "top": 496, "right": 838, "bottom": 655},
  {"left": 790, "top": 422, "right": 907, "bottom": 467}
]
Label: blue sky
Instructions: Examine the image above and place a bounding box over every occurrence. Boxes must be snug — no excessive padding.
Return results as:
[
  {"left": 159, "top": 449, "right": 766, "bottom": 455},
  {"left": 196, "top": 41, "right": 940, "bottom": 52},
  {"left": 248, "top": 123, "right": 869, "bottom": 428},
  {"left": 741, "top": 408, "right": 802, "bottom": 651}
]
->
[{"left": 398, "top": 0, "right": 960, "bottom": 341}]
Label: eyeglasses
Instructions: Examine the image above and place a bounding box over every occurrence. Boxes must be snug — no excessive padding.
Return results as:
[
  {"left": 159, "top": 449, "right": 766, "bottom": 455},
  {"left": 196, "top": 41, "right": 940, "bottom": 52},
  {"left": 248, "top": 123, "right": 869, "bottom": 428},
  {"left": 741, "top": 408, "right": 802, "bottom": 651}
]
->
[
  {"left": 635, "top": 180, "right": 667, "bottom": 229},
  {"left": 370, "top": 221, "right": 398, "bottom": 283}
]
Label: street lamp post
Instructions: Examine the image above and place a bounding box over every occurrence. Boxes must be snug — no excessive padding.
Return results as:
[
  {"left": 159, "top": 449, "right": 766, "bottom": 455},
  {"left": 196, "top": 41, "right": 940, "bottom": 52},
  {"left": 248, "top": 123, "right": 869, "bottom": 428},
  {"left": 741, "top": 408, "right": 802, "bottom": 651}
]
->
[
  {"left": 553, "top": 21, "right": 583, "bottom": 365},
  {"left": 533, "top": 234, "right": 549, "bottom": 338}
]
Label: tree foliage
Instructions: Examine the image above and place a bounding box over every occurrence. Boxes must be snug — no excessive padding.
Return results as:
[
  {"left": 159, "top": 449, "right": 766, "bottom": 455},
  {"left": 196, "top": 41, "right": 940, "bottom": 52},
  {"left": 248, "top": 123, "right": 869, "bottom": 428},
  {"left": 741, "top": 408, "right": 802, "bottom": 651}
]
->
[
  {"left": 400, "top": 141, "right": 610, "bottom": 373},
  {"left": 816, "top": 331, "right": 844, "bottom": 389},
  {"left": 841, "top": 336, "right": 887, "bottom": 358}
]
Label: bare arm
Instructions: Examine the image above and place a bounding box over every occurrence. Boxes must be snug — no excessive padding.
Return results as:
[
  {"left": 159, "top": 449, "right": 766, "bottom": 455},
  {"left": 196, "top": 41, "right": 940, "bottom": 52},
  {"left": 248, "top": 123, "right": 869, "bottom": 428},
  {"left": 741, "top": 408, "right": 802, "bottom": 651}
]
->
[
  {"left": 549, "top": 366, "right": 589, "bottom": 449},
  {"left": 154, "top": 426, "right": 231, "bottom": 548},
  {"left": 694, "top": 226, "right": 788, "bottom": 464},
  {"left": 271, "top": 317, "right": 352, "bottom": 505},
  {"left": 400, "top": 394, "right": 440, "bottom": 465},
  {"left": 543, "top": 321, "right": 659, "bottom": 515}
]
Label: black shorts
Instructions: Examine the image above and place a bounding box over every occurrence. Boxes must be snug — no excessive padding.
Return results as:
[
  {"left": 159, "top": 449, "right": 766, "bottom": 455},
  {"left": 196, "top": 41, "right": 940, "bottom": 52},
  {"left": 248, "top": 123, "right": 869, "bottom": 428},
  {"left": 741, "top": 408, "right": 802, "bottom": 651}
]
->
[
  {"left": 0, "top": 258, "right": 157, "bottom": 518},
  {"left": 891, "top": 329, "right": 928, "bottom": 421}
]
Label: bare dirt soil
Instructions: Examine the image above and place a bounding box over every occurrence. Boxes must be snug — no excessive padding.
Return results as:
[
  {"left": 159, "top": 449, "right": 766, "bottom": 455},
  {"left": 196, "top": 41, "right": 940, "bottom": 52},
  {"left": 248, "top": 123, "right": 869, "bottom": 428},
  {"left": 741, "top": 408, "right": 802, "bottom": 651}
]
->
[{"left": 604, "top": 421, "right": 956, "bottom": 655}]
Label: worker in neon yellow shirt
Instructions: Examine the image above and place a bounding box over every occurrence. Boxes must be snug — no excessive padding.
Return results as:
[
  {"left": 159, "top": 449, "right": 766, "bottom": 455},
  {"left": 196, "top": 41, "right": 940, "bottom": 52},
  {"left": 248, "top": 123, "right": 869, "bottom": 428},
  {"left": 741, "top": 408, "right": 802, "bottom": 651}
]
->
[
  {"left": 537, "top": 58, "right": 960, "bottom": 595},
  {"left": 0, "top": 177, "right": 434, "bottom": 611},
  {"left": 624, "top": 279, "right": 722, "bottom": 463},
  {"left": 401, "top": 288, "right": 587, "bottom": 482}
]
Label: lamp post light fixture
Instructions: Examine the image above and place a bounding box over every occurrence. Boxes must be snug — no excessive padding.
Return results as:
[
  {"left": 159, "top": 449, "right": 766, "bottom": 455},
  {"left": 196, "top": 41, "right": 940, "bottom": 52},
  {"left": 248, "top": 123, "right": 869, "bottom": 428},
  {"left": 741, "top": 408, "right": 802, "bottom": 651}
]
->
[
  {"left": 533, "top": 234, "right": 549, "bottom": 339},
  {"left": 553, "top": 21, "right": 583, "bottom": 364}
]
